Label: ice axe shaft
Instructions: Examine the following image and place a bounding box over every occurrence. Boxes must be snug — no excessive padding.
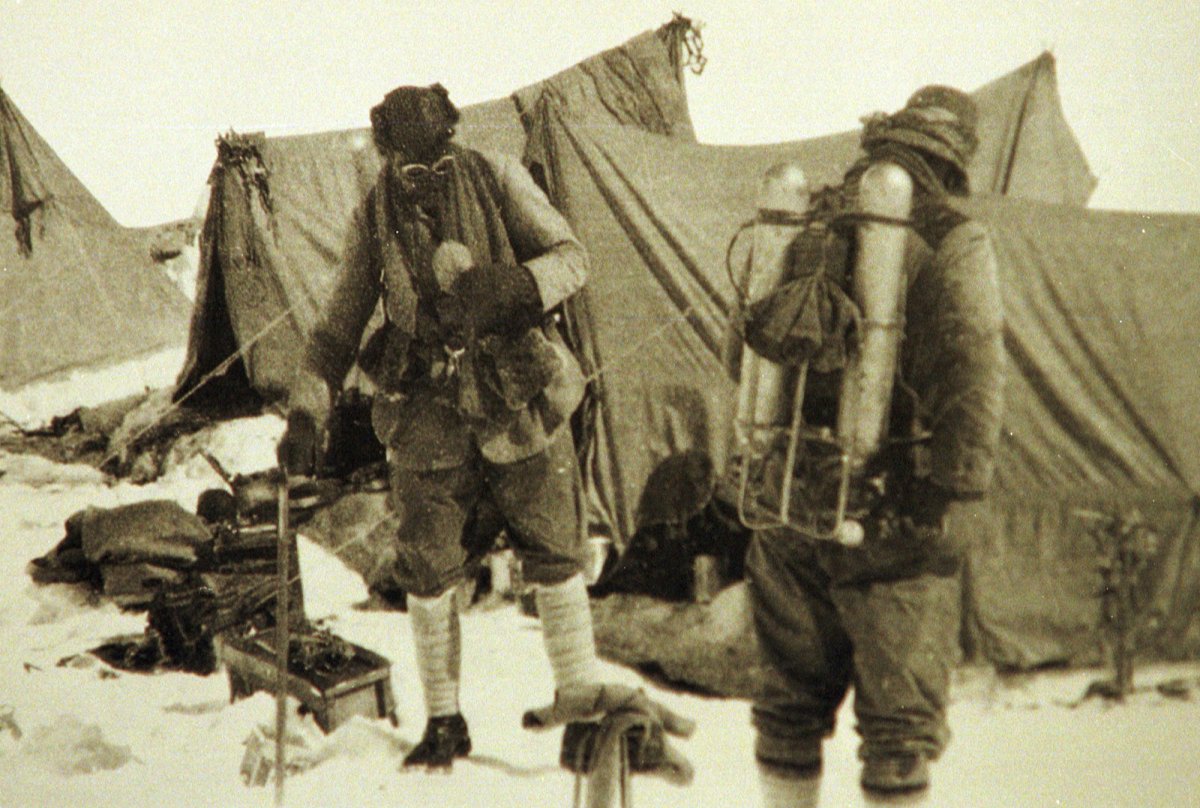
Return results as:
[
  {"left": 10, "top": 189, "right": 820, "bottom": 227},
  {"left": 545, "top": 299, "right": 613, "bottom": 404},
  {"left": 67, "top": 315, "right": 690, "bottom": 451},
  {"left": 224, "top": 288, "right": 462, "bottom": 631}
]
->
[
  {"left": 572, "top": 734, "right": 631, "bottom": 808},
  {"left": 274, "top": 468, "right": 291, "bottom": 807}
]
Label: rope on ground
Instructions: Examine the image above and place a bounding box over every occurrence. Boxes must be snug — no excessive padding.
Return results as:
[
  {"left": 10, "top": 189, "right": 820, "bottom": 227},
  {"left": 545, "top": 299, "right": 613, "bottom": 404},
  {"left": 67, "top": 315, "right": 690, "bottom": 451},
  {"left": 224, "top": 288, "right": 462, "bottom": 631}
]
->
[{"left": 0, "top": 406, "right": 33, "bottom": 435}]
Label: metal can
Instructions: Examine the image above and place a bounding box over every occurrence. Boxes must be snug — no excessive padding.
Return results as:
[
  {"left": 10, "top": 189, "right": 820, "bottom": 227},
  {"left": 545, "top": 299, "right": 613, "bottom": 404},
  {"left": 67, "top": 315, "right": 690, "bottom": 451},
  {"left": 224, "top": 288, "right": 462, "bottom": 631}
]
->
[
  {"left": 508, "top": 555, "right": 539, "bottom": 616},
  {"left": 489, "top": 548, "right": 515, "bottom": 597},
  {"left": 692, "top": 554, "right": 721, "bottom": 604}
]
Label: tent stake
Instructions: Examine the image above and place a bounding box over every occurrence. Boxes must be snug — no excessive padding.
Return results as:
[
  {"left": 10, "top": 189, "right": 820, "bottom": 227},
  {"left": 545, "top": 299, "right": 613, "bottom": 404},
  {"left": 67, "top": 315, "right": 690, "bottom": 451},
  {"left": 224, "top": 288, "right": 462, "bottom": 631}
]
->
[{"left": 274, "top": 469, "right": 291, "bottom": 806}]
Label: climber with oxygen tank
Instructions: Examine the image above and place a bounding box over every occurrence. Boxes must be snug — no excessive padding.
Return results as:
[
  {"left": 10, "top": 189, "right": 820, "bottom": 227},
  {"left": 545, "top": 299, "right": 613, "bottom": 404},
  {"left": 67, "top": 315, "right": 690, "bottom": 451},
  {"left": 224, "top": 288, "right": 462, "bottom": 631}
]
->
[{"left": 733, "top": 85, "right": 1005, "bottom": 801}]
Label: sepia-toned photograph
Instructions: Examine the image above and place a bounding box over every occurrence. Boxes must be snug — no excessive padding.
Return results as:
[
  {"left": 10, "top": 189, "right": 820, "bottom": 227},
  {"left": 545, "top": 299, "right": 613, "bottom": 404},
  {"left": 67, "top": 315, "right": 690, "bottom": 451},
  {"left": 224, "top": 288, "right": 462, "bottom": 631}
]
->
[{"left": 1, "top": 2, "right": 1197, "bottom": 806}]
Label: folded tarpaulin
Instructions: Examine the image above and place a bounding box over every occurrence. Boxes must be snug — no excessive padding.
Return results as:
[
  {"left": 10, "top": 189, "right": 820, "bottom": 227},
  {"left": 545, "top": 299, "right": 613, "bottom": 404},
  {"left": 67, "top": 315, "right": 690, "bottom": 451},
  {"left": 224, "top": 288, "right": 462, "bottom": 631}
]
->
[
  {"left": 77, "top": 500, "right": 212, "bottom": 568},
  {"left": 100, "top": 563, "right": 189, "bottom": 609}
]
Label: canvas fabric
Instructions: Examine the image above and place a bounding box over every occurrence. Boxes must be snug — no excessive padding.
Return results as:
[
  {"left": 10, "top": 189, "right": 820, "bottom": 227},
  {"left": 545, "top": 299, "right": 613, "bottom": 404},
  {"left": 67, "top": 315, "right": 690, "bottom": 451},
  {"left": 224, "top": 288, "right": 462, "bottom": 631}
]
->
[{"left": 0, "top": 87, "right": 191, "bottom": 389}]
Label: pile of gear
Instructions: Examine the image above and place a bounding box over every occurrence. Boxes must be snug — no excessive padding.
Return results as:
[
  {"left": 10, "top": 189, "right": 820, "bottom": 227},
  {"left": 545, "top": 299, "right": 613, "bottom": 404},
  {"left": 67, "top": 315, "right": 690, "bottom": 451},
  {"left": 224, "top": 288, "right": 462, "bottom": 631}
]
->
[{"left": 27, "top": 472, "right": 340, "bottom": 673}]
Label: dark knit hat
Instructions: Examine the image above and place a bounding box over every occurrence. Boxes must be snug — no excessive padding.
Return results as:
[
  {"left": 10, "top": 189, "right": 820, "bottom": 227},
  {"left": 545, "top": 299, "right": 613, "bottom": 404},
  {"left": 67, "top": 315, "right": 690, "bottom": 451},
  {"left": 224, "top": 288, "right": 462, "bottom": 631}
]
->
[
  {"left": 860, "top": 84, "right": 979, "bottom": 178},
  {"left": 370, "top": 83, "right": 460, "bottom": 162},
  {"left": 905, "top": 85, "right": 978, "bottom": 135}
]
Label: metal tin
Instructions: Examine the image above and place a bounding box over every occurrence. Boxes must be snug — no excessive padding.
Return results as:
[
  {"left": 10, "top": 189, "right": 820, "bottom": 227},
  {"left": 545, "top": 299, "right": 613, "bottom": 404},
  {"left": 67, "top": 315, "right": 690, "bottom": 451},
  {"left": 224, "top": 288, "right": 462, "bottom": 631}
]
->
[{"left": 692, "top": 554, "right": 722, "bottom": 604}]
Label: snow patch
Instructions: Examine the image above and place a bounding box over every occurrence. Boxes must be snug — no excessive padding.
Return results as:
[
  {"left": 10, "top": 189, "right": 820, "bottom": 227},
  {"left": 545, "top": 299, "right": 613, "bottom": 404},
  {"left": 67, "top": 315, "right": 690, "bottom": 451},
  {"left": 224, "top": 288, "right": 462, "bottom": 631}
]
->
[
  {"left": 20, "top": 715, "right": 134, "bottom": 776},
  {"left": 160, "top": 414, "right": 285, "bottom": 482},
  {"left": 295, "top": 535, "right": 371, "bottom": 620},
  {"left": 0, "top": 346, "right": 186, "bottom": 429},
  {"left": 0, "top": 451, "right": 107, "bottom": 488}
]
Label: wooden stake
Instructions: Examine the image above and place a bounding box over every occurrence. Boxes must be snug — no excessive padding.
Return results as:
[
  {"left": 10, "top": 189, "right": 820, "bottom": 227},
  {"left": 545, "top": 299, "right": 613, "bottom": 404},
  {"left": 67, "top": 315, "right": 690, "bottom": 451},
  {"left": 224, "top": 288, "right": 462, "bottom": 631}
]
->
[{"left": 274, "top": 470, "right": 291, "bottom": 807}]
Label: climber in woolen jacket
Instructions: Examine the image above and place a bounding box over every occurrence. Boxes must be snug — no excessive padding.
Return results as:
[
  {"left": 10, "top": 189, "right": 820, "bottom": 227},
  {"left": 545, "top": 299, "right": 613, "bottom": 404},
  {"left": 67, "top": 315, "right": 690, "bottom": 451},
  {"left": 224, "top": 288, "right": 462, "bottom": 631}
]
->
[
  {"left": 743, "top": 85, "right": 1005, "bottom": 803},
  {"left": 276, "top": 83, "right": 599, "bottom": 769}
]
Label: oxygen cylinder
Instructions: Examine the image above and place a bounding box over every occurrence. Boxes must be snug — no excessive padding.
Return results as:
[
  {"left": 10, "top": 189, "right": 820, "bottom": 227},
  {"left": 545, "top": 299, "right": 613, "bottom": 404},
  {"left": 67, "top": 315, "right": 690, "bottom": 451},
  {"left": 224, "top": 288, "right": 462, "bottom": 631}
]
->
[
  {"left": 837, "top": 161, "right": 913, "bottom": 472},
  {"left": 734, "top": 162, "right": 810, "bottom": 453}
]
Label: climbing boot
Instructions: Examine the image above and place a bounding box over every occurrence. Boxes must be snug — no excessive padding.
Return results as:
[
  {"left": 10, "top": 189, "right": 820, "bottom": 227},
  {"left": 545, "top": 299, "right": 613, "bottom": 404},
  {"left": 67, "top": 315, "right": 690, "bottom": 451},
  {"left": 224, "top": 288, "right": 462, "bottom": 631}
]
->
[
  {"left": 403, "top": 713, "right": 472, "bottom": 769},
  {"left": 860, "top": 751, "right": 930, "bottom": 794}
]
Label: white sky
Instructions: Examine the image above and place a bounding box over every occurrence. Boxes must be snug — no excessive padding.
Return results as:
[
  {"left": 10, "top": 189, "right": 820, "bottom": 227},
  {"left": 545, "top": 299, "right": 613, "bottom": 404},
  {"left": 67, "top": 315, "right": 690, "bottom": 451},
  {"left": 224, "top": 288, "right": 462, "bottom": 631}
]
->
[{"left": 1, "top": 0, "right": 1197, "bottom": 227}]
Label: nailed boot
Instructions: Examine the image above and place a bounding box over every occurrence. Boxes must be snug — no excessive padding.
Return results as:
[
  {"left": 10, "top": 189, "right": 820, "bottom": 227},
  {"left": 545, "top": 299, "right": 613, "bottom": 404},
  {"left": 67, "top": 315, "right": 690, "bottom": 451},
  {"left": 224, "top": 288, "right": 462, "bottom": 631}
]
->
[
  {"left": 860, "top": 751, "right": 930, "bottom": 794},
  {"left": 403, "top": 713, "right": 472, "bottom": 769}
]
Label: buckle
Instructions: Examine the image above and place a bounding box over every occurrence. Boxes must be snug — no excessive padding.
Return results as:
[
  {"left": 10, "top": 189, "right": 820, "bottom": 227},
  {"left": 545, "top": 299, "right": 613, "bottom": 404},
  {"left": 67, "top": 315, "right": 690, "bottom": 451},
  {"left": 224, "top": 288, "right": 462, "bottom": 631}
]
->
[{"left": 441, "top": 345, "right": 466, "bottom": 379}]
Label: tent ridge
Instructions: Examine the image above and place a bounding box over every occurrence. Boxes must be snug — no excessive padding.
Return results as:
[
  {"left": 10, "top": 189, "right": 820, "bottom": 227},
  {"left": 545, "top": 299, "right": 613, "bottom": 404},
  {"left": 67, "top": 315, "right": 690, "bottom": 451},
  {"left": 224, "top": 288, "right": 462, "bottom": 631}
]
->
[{"left": 658, "top": 13, "right": 707, "bottom": 81}]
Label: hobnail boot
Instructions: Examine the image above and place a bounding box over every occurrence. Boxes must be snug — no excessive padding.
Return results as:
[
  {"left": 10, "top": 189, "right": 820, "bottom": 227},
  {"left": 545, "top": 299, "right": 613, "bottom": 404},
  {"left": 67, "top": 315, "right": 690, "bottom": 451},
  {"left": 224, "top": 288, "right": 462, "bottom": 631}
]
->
[
  {"left": 403, "top": 713, "right": 472, "bottom": 769},
  {"left": 860, "top": 751, "right": 930, "bottom": 794}
]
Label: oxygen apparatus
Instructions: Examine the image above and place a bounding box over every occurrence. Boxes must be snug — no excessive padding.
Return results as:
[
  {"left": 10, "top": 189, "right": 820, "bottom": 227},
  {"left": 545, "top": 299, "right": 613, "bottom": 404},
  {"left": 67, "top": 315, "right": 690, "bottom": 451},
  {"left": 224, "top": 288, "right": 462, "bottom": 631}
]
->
[{"left": 732, "top": 160, "right": 914, "bottom": 546}]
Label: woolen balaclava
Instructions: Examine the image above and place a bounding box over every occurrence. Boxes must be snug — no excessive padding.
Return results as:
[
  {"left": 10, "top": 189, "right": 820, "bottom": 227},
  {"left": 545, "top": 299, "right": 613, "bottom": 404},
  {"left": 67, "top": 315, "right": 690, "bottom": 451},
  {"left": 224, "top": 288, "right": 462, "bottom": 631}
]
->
[
  {"left": 858, "top": 84, "right": 980, "bottom": 195},
  {"left": 370, "top": 83, "right": 460, "bottom": 163},
  {"left": 371, "top": 83, "right": 462, "bottom": 217}
]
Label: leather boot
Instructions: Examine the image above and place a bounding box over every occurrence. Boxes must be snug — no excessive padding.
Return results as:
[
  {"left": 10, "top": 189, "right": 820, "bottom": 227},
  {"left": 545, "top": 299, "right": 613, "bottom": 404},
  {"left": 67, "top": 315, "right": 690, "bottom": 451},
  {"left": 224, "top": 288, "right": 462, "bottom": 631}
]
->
[
  {"left": 860, "top": 751, "right": 930, "bottom": 794},
  {"left": 403, "top": 713, "right": 472, "bottom": 769}
]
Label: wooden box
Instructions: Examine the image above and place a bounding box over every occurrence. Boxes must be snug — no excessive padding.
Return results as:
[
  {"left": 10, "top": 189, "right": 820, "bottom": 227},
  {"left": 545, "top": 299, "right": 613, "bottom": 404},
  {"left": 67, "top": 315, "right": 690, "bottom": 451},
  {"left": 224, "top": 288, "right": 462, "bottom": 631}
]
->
[{"left": 217, "top": 628, "right": 398, "bottom": 733}]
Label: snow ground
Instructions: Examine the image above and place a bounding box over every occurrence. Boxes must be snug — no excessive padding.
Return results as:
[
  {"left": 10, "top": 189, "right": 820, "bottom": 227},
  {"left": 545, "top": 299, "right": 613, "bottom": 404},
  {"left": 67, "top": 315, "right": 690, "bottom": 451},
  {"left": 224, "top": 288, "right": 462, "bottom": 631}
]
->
[
  {"left": 2, "top": 375, "right": 1199, "bottom": 807},
  {"left": 0, "top": 346, "right": 187, "bottom": 429}
]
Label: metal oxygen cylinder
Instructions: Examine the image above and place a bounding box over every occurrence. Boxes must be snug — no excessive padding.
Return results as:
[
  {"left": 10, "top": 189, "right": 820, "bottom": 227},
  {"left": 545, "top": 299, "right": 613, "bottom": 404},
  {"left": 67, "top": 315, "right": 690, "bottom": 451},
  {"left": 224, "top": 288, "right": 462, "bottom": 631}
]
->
[
  {"left": 734, "top": 162, "right": 810, "bottom": 455},
  {"left": 837, "top": 160, "right": 914, "bottom": 472}
]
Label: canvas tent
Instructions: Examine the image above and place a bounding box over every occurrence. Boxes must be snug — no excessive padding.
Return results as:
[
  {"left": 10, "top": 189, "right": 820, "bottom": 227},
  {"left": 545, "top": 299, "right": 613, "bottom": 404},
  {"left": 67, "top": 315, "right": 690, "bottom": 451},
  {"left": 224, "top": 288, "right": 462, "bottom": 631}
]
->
[
  {"left": 0, "top": 86, "right": 192, "bottom": 389},
  {"left": 961, "top": 196, "right": 1200, "bottom": 668},
  {"left": 522, "top": 51, "right": 1096, "bottom": 543},
  {"left": 176, "top": 41, "right": 1093, "bottom": 438},
  {"left": 174, "top": 24, "right": 1200, "bottom": 671},
  {"left": 523, "top": 80, "right": 1200, "bottom": 668},
  {"left": 175, "top": 18, "right": 701, "bottom": 404}
]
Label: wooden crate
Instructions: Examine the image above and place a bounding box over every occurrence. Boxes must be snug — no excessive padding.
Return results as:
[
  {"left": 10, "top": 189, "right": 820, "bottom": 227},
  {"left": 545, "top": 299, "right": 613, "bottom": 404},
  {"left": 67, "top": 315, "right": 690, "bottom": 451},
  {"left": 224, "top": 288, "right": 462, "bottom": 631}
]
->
[{"left": 217, "top": 628, "right": 398, "bottom": 733}]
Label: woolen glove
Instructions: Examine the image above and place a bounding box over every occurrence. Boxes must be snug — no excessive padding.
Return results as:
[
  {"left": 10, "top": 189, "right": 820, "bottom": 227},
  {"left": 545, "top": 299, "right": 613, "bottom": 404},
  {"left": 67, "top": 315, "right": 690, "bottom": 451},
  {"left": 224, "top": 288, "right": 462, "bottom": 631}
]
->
[
  {"left": 454, "top": 262, "right": 544, "bottom": 337},
  {"left": 523, "top": 683, "right": 695, "bottom": 786},
  {"left": 276, "top": 410, "right": 322, "bottom": 477},
  {"left": 902, "top": 476, "right": 955, "bottom": 528}
]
